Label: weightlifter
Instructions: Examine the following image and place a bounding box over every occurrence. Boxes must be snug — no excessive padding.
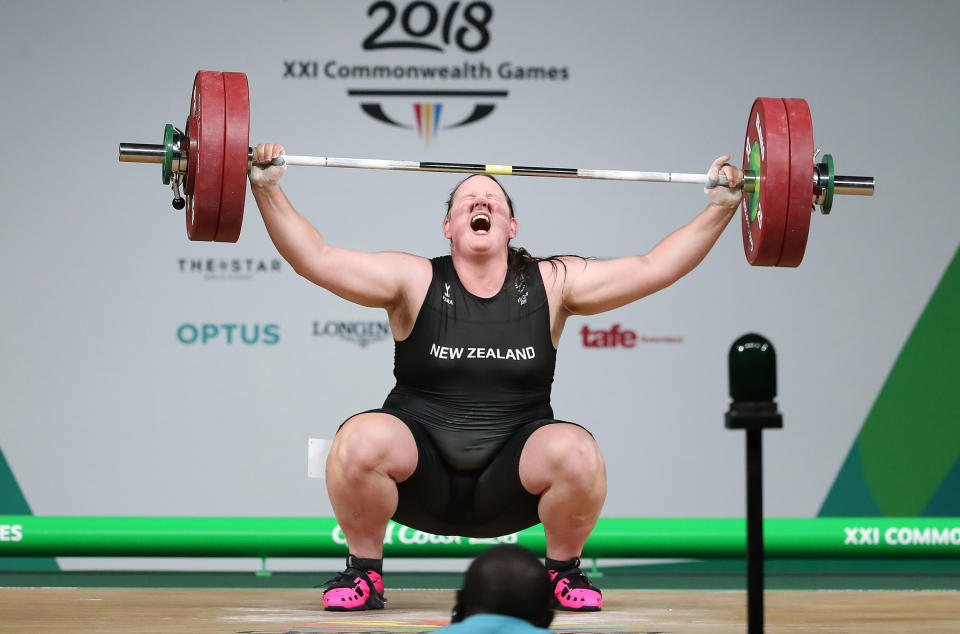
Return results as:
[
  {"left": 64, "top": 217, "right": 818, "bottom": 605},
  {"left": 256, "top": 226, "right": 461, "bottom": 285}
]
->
[{"left": 248, "top": 143, "right": 743, "bottom": 612}]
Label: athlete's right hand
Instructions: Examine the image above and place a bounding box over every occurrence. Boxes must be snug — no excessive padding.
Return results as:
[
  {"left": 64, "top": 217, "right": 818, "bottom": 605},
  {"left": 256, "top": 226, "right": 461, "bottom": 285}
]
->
[{"left": 248, "top": 143, "right": 287, "bottom": 187}]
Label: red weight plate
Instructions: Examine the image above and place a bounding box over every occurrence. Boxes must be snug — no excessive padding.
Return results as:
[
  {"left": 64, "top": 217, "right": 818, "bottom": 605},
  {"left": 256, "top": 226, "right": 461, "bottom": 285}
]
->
[
  {"left": 777, "top": 98, "right": 814, "bottom": 267},
  {"left": 215, "top": 72, "right": 250, "bottom": 243},
  {"left": 185, "top": 71, "right": 225, "bottom": 241},
  {"left": 741, "top": 97, "right": 790, "bottom": 266},
  {"left": 184, "top": 113, "right": 196, "bottom": 195}
]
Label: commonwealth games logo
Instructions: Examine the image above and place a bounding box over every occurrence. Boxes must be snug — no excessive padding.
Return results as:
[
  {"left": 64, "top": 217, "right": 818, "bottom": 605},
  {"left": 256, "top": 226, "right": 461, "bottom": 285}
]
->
[
  {"left": 350, "top": 88, "right": 508, "bottom": 145},
  {"left": 284, "top": 1, "right": 569, "bottom": 145}
]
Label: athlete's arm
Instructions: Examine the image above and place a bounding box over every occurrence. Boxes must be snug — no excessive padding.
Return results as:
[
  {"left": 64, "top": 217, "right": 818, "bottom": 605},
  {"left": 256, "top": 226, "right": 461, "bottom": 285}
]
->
[
  {"left": 249, "top": 143, "right": 431, "bottom": 315},
  {"left": 557, "top": 156, "right": 743, "bottom": 316}
]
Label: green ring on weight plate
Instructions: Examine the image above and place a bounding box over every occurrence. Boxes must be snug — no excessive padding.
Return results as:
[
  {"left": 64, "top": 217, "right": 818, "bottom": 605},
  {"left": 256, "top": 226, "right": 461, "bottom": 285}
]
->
[
  {"left": 748, "top": 140, "right": 762, "bottom": 222},
  {"left": 821, "top": 154, "right": 835, "bottom": 215},
  {"left": 162, "top": 123, "right": 175, "bottom": 185}
]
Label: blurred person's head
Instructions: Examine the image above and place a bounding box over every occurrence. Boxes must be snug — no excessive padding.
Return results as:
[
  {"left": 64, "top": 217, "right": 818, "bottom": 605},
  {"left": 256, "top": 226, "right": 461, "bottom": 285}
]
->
[{"left": 451, "top": 545, "right": 554, "bottom": 628}]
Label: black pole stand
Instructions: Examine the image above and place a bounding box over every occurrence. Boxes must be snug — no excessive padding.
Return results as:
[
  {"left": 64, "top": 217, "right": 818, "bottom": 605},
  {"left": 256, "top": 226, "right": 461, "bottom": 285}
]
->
[{"left": 725, "top": 334, "right": 783, "bottom": 634}]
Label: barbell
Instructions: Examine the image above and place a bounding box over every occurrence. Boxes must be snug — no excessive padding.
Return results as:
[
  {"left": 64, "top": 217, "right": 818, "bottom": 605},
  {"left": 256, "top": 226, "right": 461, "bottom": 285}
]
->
[{"left": 118, "top": 70, "right": 875, "bottom": 266}]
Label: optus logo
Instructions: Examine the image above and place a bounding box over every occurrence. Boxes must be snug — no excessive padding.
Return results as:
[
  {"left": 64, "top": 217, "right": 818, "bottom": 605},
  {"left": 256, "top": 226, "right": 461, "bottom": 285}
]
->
[{"left": 177, "top": 323, "right": 280, "bottom": 345}]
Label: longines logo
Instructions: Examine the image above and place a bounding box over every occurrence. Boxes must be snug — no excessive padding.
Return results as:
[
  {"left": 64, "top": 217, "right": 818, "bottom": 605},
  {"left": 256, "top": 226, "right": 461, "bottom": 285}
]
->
[
  {"left": 314, "top": 320, "right": 392, "bottom": 348},
  {"left": 283, "top": 1, "right": 570, "bottom": 144},
  {"left": 177, "top": 258, "right": 282, "bottom": 281}
]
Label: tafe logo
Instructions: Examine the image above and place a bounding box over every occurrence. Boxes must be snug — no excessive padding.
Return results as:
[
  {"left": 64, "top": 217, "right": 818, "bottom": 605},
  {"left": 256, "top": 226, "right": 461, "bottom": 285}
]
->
[
  {"left": 581, "top": 324, "right": 637, "bottom": 348},
  {"left": 580, "top": 324, "right": 684, "bottom": 348}
]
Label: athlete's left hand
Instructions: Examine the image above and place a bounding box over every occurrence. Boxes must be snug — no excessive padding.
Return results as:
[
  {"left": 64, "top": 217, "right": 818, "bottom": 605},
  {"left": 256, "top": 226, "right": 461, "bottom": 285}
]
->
[{"left": 704, "top": 155, "right": 743, "bottom": 208}]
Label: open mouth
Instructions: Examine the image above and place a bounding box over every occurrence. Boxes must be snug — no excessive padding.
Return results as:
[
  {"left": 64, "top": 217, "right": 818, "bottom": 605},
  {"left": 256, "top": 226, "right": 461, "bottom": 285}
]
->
[{"left": 470, "top": 213, "right": 491, "bottom": 234}]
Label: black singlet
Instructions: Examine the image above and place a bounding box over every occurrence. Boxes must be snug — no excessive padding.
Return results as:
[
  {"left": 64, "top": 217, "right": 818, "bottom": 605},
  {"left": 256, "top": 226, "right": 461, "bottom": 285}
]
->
[{"left": 383, "top": 255, "right": 557, "bottom": 471}]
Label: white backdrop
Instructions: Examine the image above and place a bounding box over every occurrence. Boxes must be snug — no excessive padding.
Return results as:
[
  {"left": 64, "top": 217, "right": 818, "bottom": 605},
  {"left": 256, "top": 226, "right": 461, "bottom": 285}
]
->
[{"left": 2, "top": 0, "right": 958, "bottom": 570}]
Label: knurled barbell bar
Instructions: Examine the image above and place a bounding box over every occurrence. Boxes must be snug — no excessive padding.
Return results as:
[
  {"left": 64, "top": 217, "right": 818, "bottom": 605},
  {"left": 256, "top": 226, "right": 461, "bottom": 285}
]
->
[{"left": 118, "top": 70, "right": 874, "bottom": 266}]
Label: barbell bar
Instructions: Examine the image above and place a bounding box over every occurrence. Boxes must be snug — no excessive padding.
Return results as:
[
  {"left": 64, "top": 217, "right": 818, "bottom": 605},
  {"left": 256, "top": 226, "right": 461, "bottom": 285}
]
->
[
  {"left": 119, "top": 139, "right": 873, "bottom": 203},
  {"left": 119, "top": 138, "right": 873, "bottom": 196},
  {"left": 118, "top": 70, "right": 875, "bottom": 265},
  {"left": 121, "top": 139, "right": 750, "bottom": 186}
]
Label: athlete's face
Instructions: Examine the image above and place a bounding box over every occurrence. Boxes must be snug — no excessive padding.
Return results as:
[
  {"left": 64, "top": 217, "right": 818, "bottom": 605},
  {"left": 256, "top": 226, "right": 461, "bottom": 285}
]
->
[{"left": 443, "top": 175, "right": 517, "bottom": 254}]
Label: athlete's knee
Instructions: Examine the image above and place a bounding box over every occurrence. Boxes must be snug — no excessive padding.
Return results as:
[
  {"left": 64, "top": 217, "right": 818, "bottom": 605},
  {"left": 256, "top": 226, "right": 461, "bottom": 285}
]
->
[
  {"left": 329, "top": 414, "right": 416, "bottom": 480},
  {"left": 532, "top": 425, "right": 605, "bottom": 485}
]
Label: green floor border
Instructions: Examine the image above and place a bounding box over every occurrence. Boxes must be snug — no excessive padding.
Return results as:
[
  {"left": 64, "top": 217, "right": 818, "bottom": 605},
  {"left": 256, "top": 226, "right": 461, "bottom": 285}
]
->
[{"left": 2, "top": 560, "right": 958, "bottom": 591}]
